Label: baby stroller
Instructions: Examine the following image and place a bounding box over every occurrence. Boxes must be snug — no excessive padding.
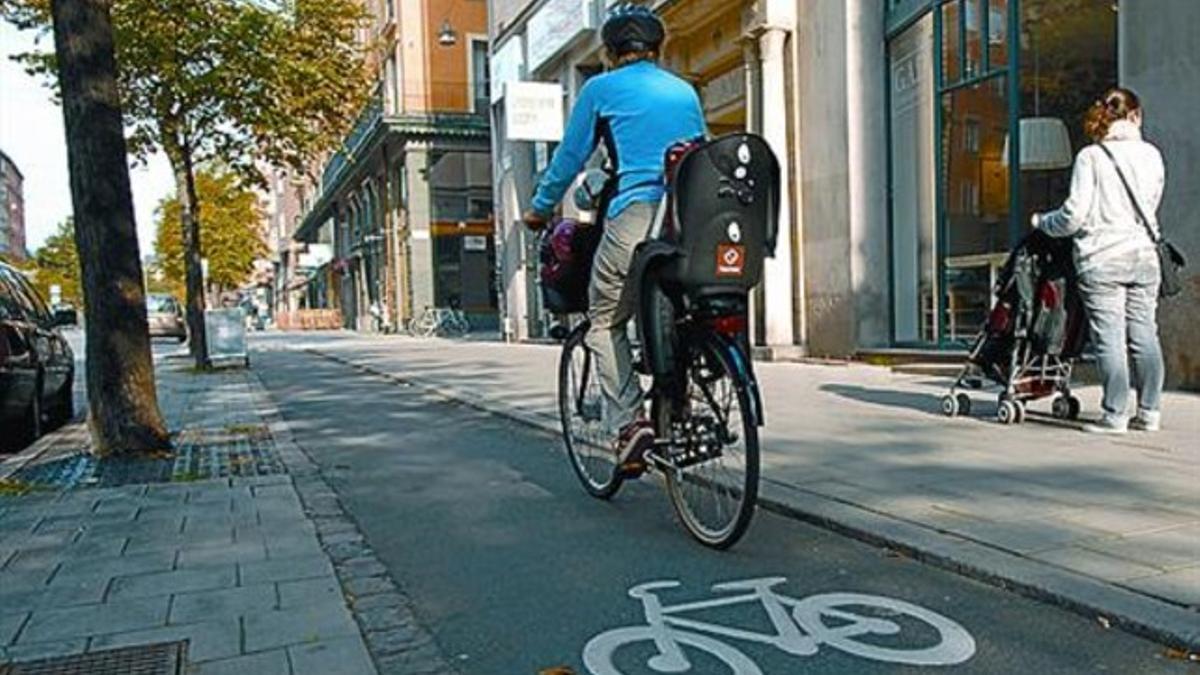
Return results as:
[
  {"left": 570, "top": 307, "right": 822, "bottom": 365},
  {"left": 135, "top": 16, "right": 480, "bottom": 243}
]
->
[{"left": 942, "top": 230, "right": 1089, "bottom": 425}]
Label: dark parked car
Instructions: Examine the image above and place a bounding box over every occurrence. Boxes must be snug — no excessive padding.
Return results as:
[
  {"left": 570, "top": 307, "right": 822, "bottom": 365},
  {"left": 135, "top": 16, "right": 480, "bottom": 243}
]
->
[
  {"left": 0, "top": 262, "right": 75, "bottom": 451},
  {"left": 147, "top": 294, "right": 187, "bottom": 342}
]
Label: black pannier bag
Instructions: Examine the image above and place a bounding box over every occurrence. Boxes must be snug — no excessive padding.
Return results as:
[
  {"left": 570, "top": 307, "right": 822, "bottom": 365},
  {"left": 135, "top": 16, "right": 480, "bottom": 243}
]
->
[
  {"left": 538, "top": 170, "right": 616, "bottom": 315},
  {"left": 539, "top": 219, "right": 603, "bottom": 314}
]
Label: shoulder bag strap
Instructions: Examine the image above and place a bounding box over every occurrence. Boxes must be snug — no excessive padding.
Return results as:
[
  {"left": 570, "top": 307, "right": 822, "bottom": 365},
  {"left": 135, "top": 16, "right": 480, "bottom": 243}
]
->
[{"left": 1098, "top": 143, "right": 1160, "bottom": 244}]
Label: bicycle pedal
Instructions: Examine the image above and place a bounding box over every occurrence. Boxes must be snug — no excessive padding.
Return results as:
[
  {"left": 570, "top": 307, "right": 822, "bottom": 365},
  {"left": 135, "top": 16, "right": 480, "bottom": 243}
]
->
[{"left": 618, "top": 460, "right": 649, "bottom": 479}]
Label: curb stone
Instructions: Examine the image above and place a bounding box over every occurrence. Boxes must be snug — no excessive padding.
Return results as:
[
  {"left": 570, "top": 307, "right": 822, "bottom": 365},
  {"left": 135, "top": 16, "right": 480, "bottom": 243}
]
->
[
  {"left": 304, "top": 346, "right": 1200, "bottom": 653},
  {"left": 248, "top": 372, "right": 461, "bottom": 675}
]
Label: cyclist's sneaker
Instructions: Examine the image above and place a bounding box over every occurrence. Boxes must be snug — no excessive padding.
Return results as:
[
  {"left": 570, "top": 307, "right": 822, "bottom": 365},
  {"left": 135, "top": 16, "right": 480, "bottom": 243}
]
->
[{"left": 615, "top": 420, "right": 655, "bottom": 478}]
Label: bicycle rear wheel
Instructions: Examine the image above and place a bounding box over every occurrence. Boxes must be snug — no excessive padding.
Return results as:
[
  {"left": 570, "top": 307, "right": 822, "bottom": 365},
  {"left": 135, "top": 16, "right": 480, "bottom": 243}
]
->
[
  {"left": 659, "top": 334, "right": 759, "bottom": 549},
  {"left": 559, "top": 322, "right": 623, "bottom": 499}
]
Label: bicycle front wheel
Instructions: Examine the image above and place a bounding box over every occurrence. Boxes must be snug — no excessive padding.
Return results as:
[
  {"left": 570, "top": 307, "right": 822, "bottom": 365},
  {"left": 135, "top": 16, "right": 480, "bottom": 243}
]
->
[
  {"left": 661, "top": 333, "right": 759, "bottom": 549},
  {"left": 559, "top": 322, "right": 623, "bottom": 499}
]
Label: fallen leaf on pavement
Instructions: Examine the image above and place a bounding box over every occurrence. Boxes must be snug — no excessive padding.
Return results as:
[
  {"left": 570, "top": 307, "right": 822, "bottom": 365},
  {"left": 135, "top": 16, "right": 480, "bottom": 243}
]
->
[
  {"left": 539, "top": 668, "right": 577, "bottom": 675},
  {"left": 1164, "top": 648, "right": 1198, "bottom": 662}
]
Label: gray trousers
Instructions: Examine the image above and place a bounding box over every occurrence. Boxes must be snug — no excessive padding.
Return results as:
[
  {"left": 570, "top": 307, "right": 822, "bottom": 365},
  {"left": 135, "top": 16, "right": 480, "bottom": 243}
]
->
[
  {"left": 1078, "top": 247, "right": 1164, "bottom": 422},
  {"left": 586, "top": 202, "right": 657, "bottom": 434}
]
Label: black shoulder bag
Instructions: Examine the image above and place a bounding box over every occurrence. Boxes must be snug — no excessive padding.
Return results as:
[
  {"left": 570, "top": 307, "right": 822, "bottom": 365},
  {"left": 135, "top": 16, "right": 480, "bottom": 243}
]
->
[{"left": 1099, "top": 143, "right": 1187, "bottom": 298}]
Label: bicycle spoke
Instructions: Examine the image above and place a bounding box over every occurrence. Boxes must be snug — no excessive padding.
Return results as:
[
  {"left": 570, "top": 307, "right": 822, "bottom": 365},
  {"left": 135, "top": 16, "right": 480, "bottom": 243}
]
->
[{"left": 666, "top": 339, "right": 757, "bottom": 548}]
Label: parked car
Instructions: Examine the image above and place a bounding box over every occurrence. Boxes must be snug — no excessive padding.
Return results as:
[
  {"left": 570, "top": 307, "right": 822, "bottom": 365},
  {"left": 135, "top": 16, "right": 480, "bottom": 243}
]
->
[
  {"left": 147, "top": 294, "right": 187, "bottom": 342},
  {"left": 0, "top": 262, "right": 76, "bottom": 451},
  {"left": 51, "top": 303, "right": 79, "bottom": 326}
]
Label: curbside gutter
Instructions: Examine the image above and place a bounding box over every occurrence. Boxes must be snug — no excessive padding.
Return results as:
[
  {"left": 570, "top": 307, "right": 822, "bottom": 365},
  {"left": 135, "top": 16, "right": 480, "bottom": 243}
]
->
[
  {"left": 249, "top": 370, "right": 461, "bottom": 675},
  {"left": 305, "top": 347, "right": 1200, "bottom": 653}
]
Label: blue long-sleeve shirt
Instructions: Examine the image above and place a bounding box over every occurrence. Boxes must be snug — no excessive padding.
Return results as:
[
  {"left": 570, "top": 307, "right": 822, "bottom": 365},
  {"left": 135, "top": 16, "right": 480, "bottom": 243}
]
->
[{"left": 531, "top": 60, "right": 707, "bottom": 219}]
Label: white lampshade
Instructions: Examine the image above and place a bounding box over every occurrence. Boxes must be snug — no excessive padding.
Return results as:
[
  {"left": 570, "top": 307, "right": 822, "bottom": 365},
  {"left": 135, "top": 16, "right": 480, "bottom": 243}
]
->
[{"left": 1002, "top": 117, "right": 1074, "bottom": 171}]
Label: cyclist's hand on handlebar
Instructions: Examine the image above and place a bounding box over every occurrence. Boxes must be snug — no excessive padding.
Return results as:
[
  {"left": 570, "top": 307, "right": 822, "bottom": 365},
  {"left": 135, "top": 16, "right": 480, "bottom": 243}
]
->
[{"left": 523, "top": 209, "right": 550, "bottom": 232}]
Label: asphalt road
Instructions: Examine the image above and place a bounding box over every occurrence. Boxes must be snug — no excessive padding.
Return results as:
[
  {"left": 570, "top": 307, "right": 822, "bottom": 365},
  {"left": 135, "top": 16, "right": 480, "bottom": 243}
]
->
[{"left": 255, "top": 347, "right": 1189, "bottom": 675}]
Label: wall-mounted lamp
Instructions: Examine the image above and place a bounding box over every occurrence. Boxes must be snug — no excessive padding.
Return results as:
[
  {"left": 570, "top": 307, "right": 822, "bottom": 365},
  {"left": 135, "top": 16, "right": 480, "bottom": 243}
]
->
[{"left": 438, "top": 19, "right": 458, "bottom": 47}]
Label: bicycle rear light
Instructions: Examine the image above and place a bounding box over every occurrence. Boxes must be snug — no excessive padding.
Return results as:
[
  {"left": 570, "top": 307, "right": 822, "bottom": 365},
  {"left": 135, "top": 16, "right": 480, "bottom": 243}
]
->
[{"left": 709, "top": 314, "right": 747, "bottom": 337}]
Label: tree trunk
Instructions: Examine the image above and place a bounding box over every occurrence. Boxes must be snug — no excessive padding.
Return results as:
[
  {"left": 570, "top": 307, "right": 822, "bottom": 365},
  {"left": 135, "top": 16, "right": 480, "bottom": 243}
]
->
[
  {"left": 50, "top": 0, "right": 170, "bottom": 456},
  {"left": 166, "top": 143, "right": 209, "bottom": 369}
]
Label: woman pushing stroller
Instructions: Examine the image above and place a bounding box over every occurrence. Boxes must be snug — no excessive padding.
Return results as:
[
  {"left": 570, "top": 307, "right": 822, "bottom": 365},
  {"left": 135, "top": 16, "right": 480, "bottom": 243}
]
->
[{"left": 1033, "top": 88, "right": 1167, "bottom": 434}]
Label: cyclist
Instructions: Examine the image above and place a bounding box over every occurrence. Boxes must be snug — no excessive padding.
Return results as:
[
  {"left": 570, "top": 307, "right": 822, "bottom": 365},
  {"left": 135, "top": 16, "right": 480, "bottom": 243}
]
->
[{"left": 523, "top": 2, "right": 706, "bottom": 473}]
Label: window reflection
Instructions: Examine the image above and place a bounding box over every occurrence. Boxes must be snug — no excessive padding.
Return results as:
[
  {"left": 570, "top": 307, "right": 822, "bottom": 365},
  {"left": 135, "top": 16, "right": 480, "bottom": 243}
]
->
[
  {"left": 942, "top": 76, "right": 1010, "bottom": 343},
  {"left": 1018, "top": 0, "right": 1117, "bottom": 218}
]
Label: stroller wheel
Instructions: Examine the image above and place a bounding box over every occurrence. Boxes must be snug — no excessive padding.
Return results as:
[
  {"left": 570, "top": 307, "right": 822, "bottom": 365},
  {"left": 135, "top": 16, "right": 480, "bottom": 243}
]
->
[
  {"left": 998, "top": 399, "right": 1022, "bottom": 425},
  {"left": 956, "top": 393, "right": 972, "bottom": 417},
  {"left": 1067, "top": 396, "right": 1082, "bottom": 420},
  {"left": 941, "top": 394, "right": 960, "bottom": 417},
  {"left": 1052, "top": 395, "right": 1083, "bottom": 420}
]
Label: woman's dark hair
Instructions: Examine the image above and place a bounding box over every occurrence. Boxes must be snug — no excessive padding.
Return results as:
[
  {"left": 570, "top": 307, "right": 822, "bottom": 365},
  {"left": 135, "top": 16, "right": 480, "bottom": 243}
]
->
[{"left": 1084, "top": 87, "right": 1142, "bottom": 142}]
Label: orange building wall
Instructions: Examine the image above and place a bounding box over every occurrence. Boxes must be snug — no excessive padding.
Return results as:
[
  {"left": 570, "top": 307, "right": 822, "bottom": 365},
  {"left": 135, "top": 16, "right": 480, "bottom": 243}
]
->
[{"left": 423, "top": 0, "right": 488, "bottom": 113}]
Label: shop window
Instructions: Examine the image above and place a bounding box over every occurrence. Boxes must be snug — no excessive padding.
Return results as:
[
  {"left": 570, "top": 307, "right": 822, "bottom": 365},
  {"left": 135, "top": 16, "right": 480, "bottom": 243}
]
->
[
  {"left": 889, "top": 12, "right": 938, "bottom": 343},
  {"left": 941, "top": 76, "right": 1011, "bottom": 342},
  {"left": 1017, "top": 0, "right": 1117, "bottom": 217},
  {"left": 429, "top": 151, "right": 494, "bottom": 222},
  {"left": 941, "top": 1, "right": 961, "bottom": 84}
]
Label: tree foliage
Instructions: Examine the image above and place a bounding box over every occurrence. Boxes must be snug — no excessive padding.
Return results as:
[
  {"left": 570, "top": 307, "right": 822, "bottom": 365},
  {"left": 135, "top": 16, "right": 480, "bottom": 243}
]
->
[
  {"left": 3, "top": 0, "right": 371, "bottom": 367},
  {"left": 155, "top": 169, "right": 266, "bottom": 296},
  {"left": 29, "top": 219, "right": 83, "bottom": 308},
  {"left": 1, "top": 0, "right": 372, "bottom": 183}
]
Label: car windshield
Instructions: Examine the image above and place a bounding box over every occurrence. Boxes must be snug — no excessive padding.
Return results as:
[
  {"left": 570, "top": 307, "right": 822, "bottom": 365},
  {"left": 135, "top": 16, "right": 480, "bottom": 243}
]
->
[{"left": 147, "top": 295, "right": 176, "bottom": 313}]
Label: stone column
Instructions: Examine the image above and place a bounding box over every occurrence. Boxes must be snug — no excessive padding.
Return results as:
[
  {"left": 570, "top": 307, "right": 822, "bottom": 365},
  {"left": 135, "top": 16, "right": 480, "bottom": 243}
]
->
[
  {"left": 405, "top": 142, "right": 436, "bottom": 313},
  {"left": 758, "top": 25, "right": 795, "bottom": 349}
]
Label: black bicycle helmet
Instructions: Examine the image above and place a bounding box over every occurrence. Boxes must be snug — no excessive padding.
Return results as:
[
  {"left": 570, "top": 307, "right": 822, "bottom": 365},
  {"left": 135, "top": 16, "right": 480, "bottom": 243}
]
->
[{"left": 602, "top": 3, "right": 665, "bottom": 56}]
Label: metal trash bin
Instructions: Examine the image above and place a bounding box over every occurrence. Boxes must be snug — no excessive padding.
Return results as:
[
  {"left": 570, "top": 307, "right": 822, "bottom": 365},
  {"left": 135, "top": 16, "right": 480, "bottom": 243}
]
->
[{"left": 205, "top": 308, "right": 250, "bottom": 367}]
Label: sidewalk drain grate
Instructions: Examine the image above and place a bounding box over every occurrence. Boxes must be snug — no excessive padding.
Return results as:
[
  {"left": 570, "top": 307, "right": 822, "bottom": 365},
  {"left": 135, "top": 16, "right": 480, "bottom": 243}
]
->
[
  {"left": 0, "top": 641, "right": 186, "bottom": 675},
  {"left": 9, "top": 429, "right": 285, "bottom": 491}
]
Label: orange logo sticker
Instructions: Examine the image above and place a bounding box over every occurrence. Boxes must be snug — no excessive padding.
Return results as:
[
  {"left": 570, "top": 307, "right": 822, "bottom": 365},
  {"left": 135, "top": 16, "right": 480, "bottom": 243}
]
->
[{"left": 716, "top": 244, "right": 746, "bottom": 278}]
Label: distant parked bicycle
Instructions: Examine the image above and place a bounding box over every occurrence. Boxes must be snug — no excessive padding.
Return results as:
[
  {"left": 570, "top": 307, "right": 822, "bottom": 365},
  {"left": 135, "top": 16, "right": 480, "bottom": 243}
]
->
[{"left": 411, "top": 306, "right": 471, "bottom": 338}]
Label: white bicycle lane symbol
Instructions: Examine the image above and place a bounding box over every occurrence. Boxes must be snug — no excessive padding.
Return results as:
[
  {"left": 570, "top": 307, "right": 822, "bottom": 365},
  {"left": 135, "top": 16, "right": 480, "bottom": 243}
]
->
[{"left": 583, "top": 577, "right": 977, "bottom": 674}]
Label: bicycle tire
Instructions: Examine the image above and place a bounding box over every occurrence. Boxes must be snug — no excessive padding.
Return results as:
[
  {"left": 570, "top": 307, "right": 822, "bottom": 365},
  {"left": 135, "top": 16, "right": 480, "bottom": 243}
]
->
[
  {"left": 559, "top": 322, "right": 623, "bottom": 500},
  {"left": 661, "top": 332, "right": 759, "bottom": 549}
]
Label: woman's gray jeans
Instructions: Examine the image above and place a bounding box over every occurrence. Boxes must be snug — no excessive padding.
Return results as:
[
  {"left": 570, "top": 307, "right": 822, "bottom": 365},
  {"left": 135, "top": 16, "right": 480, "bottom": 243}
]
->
[
  {"left": 1078, "top": 247, "right": 1164, "bottom": 423},
  {"left": 585, "top": 202, "right": 657, "bottom": 435}
]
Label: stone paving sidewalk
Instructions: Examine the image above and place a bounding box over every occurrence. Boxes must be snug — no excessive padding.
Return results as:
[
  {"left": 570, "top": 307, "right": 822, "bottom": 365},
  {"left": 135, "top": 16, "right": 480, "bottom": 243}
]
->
[
  {"left": 0, "top": 362, "right": 452, "bottom": 674},
  {"left": 266, "top": 331, "right": 1200, "bottom": 650}
]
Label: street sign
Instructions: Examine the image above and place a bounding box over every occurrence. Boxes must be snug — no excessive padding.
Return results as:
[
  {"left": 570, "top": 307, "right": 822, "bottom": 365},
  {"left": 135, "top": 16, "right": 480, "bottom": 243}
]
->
[{"left": 505, "top": 82, "right": 564, "bottom": 142}]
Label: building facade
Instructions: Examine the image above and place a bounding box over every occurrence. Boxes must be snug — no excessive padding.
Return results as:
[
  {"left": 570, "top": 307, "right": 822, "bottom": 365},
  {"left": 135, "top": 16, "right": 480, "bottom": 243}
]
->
[
  {"left": 290, "top": 0, "right": 496, "bottom": 333},
  {"left": 488, "top": 0, "right": 1200, "bottom": 389},
  {"left": 0, "top": 149, "right": 26, "bottom": 263}
]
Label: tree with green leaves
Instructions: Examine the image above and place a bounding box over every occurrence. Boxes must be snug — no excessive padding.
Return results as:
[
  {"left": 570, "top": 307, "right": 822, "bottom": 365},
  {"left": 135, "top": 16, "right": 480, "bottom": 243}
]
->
[
  {"left": 155, "top": 169, "right": 266, "bottom": 299},
  {"left": 3, "top": 0, "right": 371, "bottom": 368},
  {"left": 29, "top": 218, "right": 83, "bottom": 308}
]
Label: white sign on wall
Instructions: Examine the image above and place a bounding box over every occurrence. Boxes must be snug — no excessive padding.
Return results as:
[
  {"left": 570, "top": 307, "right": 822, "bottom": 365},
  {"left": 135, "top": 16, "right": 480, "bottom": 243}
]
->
[
  {"left": 298, "top": 244, "right": 333, "bottom": 270},
  {"left": 526, "top": 0, "right": 594, "bottom": 73},
  {"left": 491, "top": 35, "right": 525, "bottom": 104},
  {"left": 464, "top": 236, "right": 488, "bottom": 252},
  {"left": 505, "top": 81, "right": 565, "bottom": 142}
]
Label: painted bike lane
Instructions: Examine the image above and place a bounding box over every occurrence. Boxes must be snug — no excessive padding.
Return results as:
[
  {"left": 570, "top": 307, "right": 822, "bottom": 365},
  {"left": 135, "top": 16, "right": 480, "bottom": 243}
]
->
[{"left": 254, "top": 348, "right": 1190, "bottom": 675}]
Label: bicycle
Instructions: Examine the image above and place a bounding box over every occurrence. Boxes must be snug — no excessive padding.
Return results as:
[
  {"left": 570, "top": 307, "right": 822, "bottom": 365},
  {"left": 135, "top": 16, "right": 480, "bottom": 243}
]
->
[
  {"left": 558, "top": 134, "right": 780, "bottom": 549},
  {"left": 582, "top": 577, "right": 977, "bottom": 674},
  {"left": 411, "top": 306, "right": 471, "bottom": 338}
]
